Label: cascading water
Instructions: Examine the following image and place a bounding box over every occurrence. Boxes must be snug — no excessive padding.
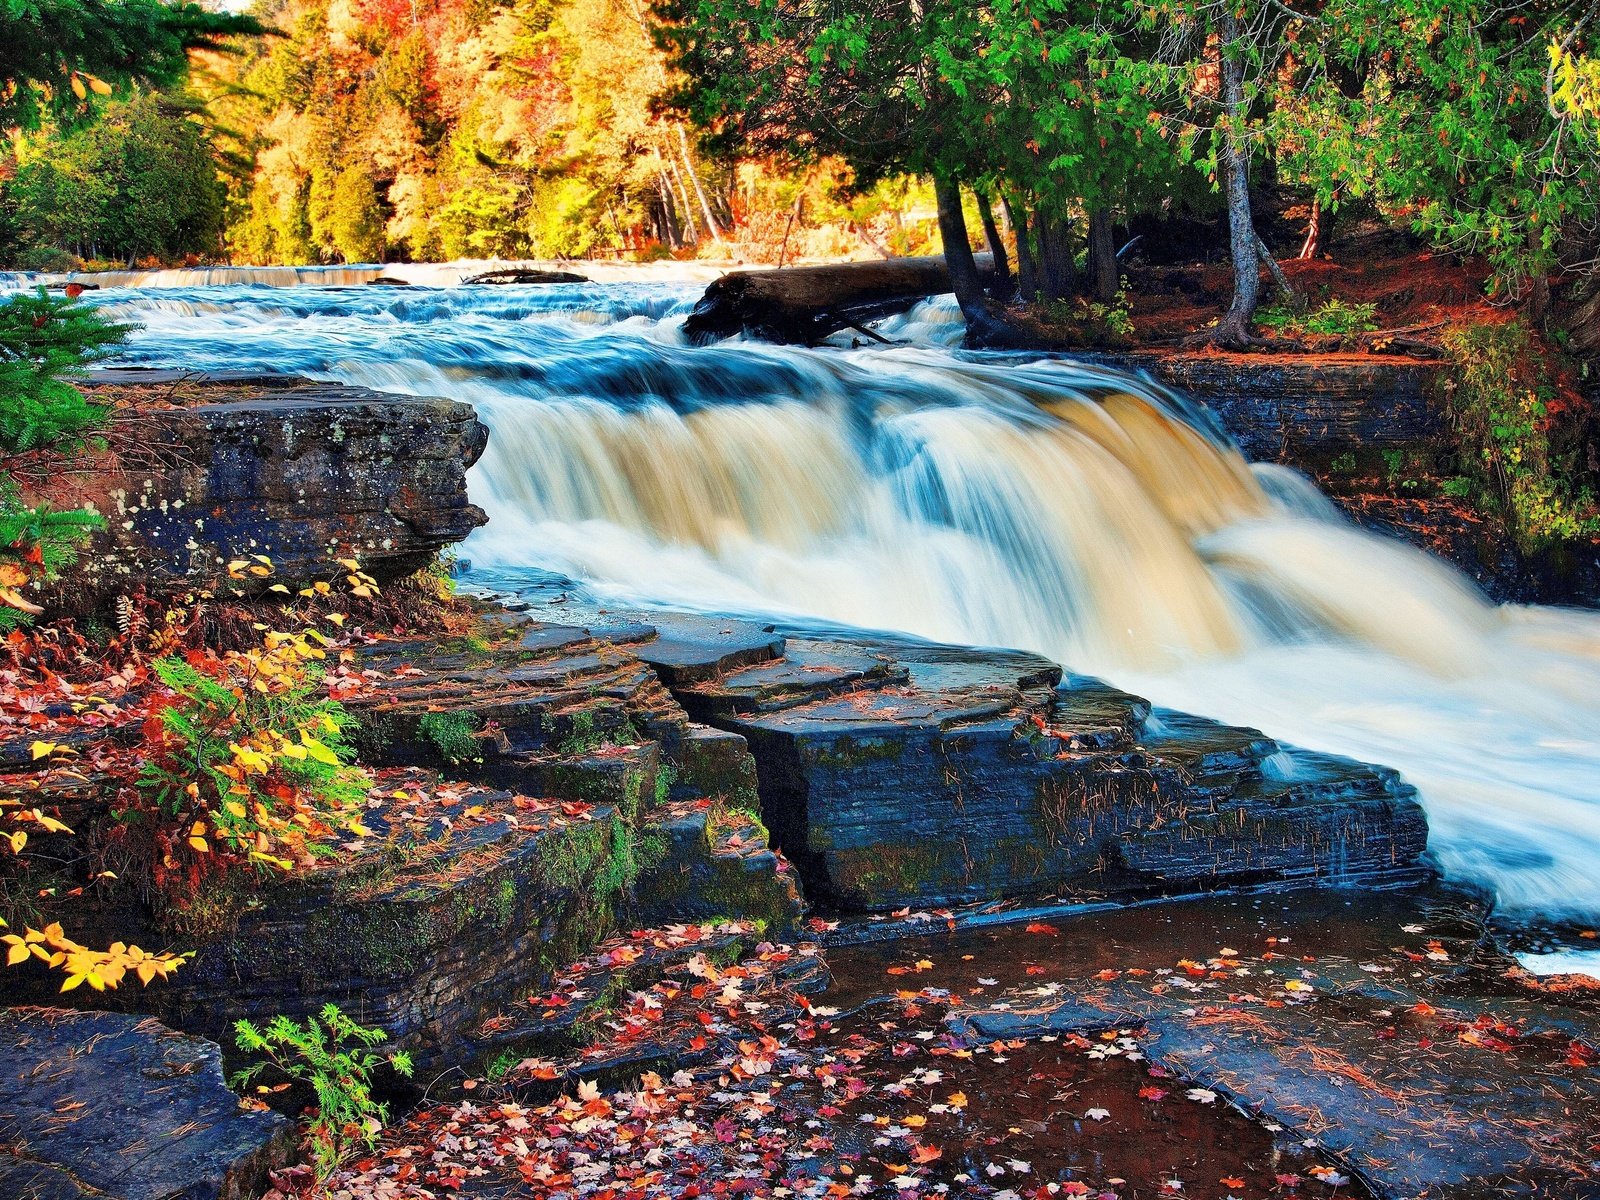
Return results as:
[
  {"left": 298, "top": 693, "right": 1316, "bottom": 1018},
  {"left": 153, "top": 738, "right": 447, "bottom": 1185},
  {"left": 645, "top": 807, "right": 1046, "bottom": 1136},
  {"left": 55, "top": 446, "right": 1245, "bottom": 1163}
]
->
[{"left": 90, "top": 279, "right": 1600, "bottom": 923}]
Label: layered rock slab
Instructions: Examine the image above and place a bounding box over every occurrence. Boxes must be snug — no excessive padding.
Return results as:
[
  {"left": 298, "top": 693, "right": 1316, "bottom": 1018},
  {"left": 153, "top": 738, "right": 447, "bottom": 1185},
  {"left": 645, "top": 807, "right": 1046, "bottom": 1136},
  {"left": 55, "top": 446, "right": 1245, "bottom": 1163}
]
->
[
  {"left": 0, "top": 1008, "right": 291, "bottom": 1199},
  {"left": 62, "top": 371, "right": 488, "bottom": 595},
  {"left": 0, "top": 615, "right": 799, "bottom": 1068},
  {"left": 637, "top": 615, "right": 1431, "bottom": 911}
]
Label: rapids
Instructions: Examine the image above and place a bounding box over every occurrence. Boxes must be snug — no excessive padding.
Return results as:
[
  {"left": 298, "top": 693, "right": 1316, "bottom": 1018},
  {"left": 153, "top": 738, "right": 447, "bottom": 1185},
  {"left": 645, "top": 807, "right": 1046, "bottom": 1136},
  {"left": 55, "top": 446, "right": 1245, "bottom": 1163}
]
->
[{"left": 70, "top": 278, "right": 1600, "bottom": 922}]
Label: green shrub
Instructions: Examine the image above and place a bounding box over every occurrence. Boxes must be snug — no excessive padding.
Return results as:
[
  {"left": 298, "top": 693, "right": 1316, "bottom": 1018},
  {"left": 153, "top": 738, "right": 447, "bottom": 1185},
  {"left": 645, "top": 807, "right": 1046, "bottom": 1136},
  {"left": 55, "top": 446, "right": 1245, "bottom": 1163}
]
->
[
  {"left": 1441, "top": 322, "right": 1600, "bottom": 552},
  {"left": 1256, "top": 297, "right": 1378, "bottom": 339},
  {"left": 232, "top": 1004, "right": 414, "bottom": 1179},
  {"left": 0, "top": 289, "right": 128, "bottom": 626}
]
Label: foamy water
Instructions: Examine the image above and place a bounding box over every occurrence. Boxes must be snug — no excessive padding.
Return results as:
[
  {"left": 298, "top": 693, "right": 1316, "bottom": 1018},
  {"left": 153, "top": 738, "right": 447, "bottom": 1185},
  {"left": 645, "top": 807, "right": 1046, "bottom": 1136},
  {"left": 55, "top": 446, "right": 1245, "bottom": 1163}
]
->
[{"left": 88, "top": 280, "right": 1600, "bottom": 921}]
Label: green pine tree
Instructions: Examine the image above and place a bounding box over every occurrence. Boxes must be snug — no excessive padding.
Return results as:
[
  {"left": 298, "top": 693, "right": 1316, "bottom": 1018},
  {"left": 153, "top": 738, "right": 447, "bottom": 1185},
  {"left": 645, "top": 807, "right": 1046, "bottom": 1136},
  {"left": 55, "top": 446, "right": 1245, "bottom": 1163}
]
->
[{"left": 0, "top": 289, "right": 129, "bottom": 626}]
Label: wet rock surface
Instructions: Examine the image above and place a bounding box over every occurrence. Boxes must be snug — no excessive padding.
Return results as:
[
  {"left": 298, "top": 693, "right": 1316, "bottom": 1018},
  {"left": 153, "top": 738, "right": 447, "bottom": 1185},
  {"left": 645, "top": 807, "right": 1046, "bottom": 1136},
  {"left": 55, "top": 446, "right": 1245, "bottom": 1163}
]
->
[
  {"left": 1110, "top": 354, "right": 1445, "bottom": 462},
  {"left": 0, "top": 1007, "right": 291, "bottom": 1199},
  {"left": 609, "top": 609, "right": 1431, "bottom": 911},
  {"left": 829, "top": 886, "right": 1600, "bottom": 1200},
  {"left": 59, "top": 371, "right": 488, "bottom": 597}
]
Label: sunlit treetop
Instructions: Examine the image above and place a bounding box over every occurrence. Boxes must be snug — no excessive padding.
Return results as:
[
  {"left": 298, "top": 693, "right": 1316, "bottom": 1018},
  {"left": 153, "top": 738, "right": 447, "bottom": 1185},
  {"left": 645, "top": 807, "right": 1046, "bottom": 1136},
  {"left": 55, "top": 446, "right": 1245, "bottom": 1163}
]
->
[{"left": 0, "top": 0, "right": 263, "bottom": 130}]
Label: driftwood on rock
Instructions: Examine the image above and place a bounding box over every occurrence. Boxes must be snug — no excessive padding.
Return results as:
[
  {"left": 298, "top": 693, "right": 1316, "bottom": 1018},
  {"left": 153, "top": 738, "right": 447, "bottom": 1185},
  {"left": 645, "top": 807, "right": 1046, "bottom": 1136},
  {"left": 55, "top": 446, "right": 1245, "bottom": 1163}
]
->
[
  {"left": 464, "top": 268, "right": 591, "bottom": 285},
  {"left": 683, "top": 254, "right": 997, "bottom": 345}
]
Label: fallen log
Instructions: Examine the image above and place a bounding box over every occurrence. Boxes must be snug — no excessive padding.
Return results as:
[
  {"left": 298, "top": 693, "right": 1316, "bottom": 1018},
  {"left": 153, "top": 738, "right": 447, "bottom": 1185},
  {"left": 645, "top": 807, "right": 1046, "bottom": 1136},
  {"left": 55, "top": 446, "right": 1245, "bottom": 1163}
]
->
[
  {"left": 464, "top": 268, "right": 591, "bottom": 285},
  {"left": 683, "top": 254, "right": 996, "bottom": 345}
]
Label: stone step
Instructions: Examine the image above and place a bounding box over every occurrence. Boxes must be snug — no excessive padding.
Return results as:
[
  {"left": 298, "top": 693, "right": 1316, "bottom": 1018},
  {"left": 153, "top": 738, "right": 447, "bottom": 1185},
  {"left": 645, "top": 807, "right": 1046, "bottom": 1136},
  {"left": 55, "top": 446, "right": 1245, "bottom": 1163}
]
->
[
  {"left": 676, "top": 642, "right": 908, "bottom": 719},
  {"left": 631, "top": 799, "right": 805, "bottom": 937},
  {"left": 1136, "top": 707, "right": 1277, "bottom": 792},
  {"left": 0, "top": 771, "right": 649, "bottom": 1071},
  {"left": 1049, "top": 673, "right": 1155, "bottom": 751},
  {"left": 629, "top": 615, "right": 787, "bottom": 685},
  {"left": 0, "top": 1008, "right": 292, "bottom": 1200}
]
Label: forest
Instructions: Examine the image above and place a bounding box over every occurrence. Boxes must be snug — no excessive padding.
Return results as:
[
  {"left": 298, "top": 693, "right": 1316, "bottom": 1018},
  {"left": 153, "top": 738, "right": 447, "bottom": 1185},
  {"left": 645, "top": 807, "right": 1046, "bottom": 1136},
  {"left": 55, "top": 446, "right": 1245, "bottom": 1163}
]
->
[{"left": 0, "top": 0, "right": 1597, "bottom": 337}]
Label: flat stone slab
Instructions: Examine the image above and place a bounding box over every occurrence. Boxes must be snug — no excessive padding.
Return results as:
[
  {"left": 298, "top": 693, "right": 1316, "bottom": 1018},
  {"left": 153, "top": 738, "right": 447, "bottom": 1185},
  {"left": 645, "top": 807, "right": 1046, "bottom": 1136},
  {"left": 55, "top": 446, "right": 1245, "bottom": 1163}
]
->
[
  {"left": 630, "top": 614, "right": 787, "bottom": 685},
  {"left": 0, "top": 1008, "right": 291, "bottom": 1200}
]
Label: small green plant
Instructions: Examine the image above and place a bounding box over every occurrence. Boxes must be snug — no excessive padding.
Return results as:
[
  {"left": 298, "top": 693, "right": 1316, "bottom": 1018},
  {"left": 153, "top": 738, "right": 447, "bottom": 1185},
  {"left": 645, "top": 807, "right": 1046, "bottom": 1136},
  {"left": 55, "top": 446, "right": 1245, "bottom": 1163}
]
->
[
  {"left": 231, "top": 1004, "right": 414, "bottom": 1178},
  {"left": 1039, "top": 283, "right": 1134, "bottom": 340},
  {"left": 137, "top": 621, "right": 369, "bottom": 879},
  {"left": 1256, "top": 297, "right": 1378, "bottom": 340},
  {"left": 418, "top": 710, "right": 483, "bottom": 765}
]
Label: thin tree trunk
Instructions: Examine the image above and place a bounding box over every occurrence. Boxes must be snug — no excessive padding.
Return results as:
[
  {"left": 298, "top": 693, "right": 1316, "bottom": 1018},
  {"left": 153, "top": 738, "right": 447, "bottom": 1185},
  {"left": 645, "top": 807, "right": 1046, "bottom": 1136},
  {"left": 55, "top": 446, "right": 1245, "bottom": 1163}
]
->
[
  {"left": 1088, "top": 207, "right": 1118, "bottom": 301},
  {"left": 656, "top": 175, "right": 683, "bottom": 249},
  {"left": 975, "top": 189, "right": 1012, "bottom": 299},
  {"left": 1202, "top": 7, "right": 1263, "bottom": 347},
  {"left": 1298, "top": 193, "right": 1337, "bottom": 259},
  {"left": 666, "top": 152, "right": 699, "bottom": 245},
  {"left": 1256, "top": 237, "right": 1295, "bottom": 303},
  {"left": 677, "top": 124, "right": 723, "bottom": 241},
  {"left": 1002, "top": 192, "right": 1037, "bottom": 301}
]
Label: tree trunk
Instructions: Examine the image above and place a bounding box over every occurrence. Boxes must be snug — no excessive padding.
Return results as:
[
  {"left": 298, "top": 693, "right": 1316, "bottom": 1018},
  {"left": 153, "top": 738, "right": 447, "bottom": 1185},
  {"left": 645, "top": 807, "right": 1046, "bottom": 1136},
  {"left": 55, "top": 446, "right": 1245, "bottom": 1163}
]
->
[
  {"left": 1298, "top": 194, "right": 1336, "bottom": 259},
  {"left": 656, "top": 175, "right": 683, "bottom": 249},
  {"left": 1202, "top": 8, "right": 1263, "bottom": 348},
  {"left": 682, "top": 254, "right": 1001, "bottom": 344},
  {"left": 1037, "top": 214, "right": 1078, "bottom": 302},
  {"left": 1002, "top": 192, "right": 1037, "bottom": 301},
  {"left": 677, "top": 124, "right": 723, "bottom": 242},
  {"left": 1088, "top": 207, "right": 1118, "bottom": 301},
  {"left": 934, "top": 176, "right": 1014, "bottom": 346},
  {"left": 975, "top": 190, "right": 1012, "bottom": 300},
  {"left": 666, "top": 153, "right": 699, "bottom": 245}
]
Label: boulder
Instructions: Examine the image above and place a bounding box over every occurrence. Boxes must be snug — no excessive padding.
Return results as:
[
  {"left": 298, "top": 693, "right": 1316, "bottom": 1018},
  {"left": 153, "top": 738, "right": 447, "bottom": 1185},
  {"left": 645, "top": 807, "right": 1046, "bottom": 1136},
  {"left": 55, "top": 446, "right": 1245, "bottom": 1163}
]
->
[{"left": 58, "top": 372, "right": 488, "bottom": 595}]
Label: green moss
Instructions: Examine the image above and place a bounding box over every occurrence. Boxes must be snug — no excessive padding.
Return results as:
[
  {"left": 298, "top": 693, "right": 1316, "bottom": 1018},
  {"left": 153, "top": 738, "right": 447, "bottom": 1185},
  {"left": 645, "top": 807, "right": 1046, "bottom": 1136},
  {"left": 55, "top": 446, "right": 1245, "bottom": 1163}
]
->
[
  {"left": 418, "top": 710, "right": 483, "bottom": 766},
  {"left": 811, "top": 735, "right": 906, "bottom": 769},
  {"left": 834, "top": 840, "right": 953, "bottom": 901},
  {"left": 653, "top": 763, "right": 676, "bottom": 809},
  {"left": 706, "top": 802, "right": 768, "bottom": 846},
  {"left": 485, "top": 1048, "right": 522, "bottom": 1082}
]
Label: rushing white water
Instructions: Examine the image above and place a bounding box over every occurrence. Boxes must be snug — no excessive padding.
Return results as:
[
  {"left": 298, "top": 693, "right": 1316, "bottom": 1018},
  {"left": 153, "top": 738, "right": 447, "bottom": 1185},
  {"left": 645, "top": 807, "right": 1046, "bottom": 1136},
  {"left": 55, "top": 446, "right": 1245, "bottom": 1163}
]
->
[{"left": 92, "top": 280, "right": 1600, "bottom": 921}]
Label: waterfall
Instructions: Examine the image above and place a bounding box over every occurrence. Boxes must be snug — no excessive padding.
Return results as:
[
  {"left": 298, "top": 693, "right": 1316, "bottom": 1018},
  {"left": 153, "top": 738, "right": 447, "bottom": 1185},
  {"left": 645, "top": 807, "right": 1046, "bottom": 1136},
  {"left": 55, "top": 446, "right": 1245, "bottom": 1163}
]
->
[{"left": 98, "top": 279, "right": 1600, "bottom": 921}]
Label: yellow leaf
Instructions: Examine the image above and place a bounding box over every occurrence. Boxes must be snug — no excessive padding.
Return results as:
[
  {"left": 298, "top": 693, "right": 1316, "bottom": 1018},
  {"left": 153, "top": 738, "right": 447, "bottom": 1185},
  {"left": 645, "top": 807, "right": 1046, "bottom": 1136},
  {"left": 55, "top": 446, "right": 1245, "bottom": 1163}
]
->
[
  {"left": 60, "top": 974, "right": 84, "bottom": 992},
  {"left": 87, "top": 75, "right": 112, "bottom": 96},
  {"left": 7, "top": 831, "right": 26, "bottom": 853},
  {"left": 325, "top": 612, "right": 346, "bottom": 627},
  {"left": 70, "top": 73, "right": 86, "bottom": 100},
  {"left": 188, "top": 836, "right": 210, "bottom": 854},
  {"left": 7, "top": 942, "right": 29, "bottom": 966},
  {"left": 29, "top": 741, "right": 60, "bottom": 760},
  {"left": 300, "top": 734, "right": 340, "bottom": 765},
  {"left": 268, "top": 584, "right": 290, "bottom": 594},
  {"left": 225, "top": 801, "right": 248, "bottom": 819}
]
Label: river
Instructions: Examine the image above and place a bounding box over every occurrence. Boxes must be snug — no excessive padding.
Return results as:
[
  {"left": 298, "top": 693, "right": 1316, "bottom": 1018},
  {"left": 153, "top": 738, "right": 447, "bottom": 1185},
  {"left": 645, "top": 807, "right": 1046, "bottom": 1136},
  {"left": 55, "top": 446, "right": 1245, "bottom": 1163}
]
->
[{"left": 67, "top": 275, "right": 1600, "bottom": 928}]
